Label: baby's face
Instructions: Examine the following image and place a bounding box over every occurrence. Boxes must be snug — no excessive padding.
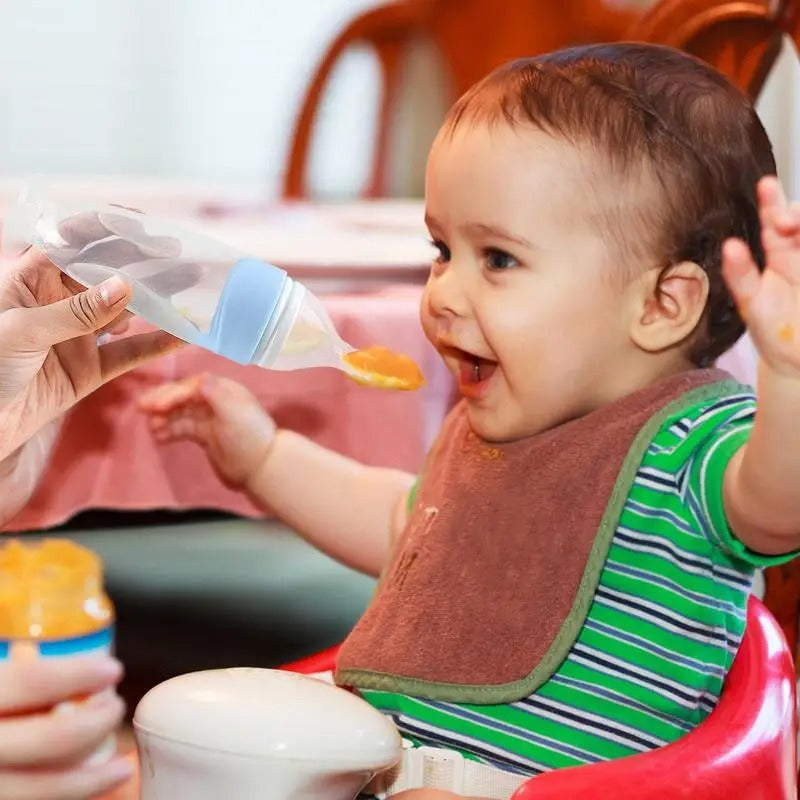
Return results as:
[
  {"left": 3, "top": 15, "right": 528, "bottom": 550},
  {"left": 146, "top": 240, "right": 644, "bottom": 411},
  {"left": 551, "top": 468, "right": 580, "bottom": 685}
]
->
[{"left": 421, "top": 123, "right": 639, "bottom": 441}]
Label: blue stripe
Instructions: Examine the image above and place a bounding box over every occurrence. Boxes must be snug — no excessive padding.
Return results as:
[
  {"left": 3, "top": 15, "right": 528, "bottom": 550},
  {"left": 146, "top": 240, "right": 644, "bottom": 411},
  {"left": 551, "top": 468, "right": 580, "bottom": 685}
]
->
[
  {"left": 686, "top": 485, "right": 716, "bottom": 545},
  {"left": 636, "top": 469, "right": 676, "bottom": 489},
  {"left": 36, "top": 626, "right": 113, "bottom": 657},
  {"left": 547, "top": 674, "right": 693, "bottom": 733},
  {"left": 583, "top": 618, "right": 726, "bottom": 681},
  {"left": 615, "top": 527, "right": 712, "bottom": 572},
  {"left": 681, "top": 396, "right": 755, "bottom": 429},
  {"left": 415, "top": 701, "right": 604, "bottom": 766},
  {"left": 516, "top": 695, "right": 665, "bottom": 750},
  {"left": 570, "top": 645, "right": 699, "bottom": 707},
  {"left": 685, "top": 488, "right": 752, "bottom": 590},
  {"left": 622, "top": 499, "right": 702, "bottom": 539},
  {"left": 595, "top": 586, "right": 729, "bottom": 646},
  {"left": 604, "top": 561, "right": 738, "bottom": 616}
]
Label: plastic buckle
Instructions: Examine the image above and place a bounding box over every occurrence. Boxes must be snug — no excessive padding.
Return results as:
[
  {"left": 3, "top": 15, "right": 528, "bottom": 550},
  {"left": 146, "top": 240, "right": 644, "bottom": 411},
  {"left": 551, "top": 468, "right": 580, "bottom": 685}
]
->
[{"left": 411, "top": 746, "right": 465, "bottom": 792}]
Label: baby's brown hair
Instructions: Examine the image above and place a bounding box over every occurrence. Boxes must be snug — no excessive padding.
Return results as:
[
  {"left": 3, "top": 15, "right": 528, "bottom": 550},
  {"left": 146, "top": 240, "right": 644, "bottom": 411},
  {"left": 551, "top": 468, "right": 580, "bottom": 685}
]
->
[{"left": 445, "top": 43, "right": 776, "bottom": 365}]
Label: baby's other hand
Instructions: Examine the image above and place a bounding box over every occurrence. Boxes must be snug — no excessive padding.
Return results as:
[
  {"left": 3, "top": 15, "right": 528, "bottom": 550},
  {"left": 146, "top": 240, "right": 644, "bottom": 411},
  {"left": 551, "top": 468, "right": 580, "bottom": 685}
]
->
[
  {"left": 722, "top": 175, "right": 800, "bottom": 377},
  {"left": 138, "top": 374, "right": 276, "bottom": 487}
]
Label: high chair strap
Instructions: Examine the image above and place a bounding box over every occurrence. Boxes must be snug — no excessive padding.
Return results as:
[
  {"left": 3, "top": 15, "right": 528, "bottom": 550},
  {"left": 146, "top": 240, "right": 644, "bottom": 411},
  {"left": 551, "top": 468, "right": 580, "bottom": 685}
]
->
[{"left": 367, "top": 741, "right": 527, "bottom": 799}]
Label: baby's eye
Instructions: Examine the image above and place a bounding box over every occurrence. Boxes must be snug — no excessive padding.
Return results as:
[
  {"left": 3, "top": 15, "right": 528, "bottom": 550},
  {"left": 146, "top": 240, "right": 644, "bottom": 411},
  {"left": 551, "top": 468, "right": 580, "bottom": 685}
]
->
[
  {"left": 484, "top": 248, "right": 519, "bottom": 271},
  {"left": 430, "top": 239, "right": 451, "bottom": 263}
]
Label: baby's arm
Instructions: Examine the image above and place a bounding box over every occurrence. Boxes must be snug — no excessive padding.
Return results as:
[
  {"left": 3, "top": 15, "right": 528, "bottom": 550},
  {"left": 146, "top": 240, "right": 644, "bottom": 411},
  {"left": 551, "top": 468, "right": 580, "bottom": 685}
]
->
[
  {"left": 722, "top": 176, "right": 800, "bottom": 554},
  {"left": 139, "top": 374, "right": 413, "bottom": 576},
  {"left": 246, "top": 428, "right": 414, "bottom": 576}
]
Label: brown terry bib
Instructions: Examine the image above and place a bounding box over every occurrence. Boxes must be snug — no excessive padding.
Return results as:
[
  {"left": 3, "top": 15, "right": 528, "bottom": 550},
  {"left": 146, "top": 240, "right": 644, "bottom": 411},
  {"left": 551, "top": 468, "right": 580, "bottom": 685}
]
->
[{"left": 336, "top": 369, "right": 743, "bottom": 704}]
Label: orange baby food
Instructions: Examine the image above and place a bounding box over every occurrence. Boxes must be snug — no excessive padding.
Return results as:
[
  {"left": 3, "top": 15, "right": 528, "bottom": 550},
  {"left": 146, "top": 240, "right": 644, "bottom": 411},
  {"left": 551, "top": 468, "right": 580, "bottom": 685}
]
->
[
  {"left": 0, "top": 539, "right": 113, "bottom": 641},
  {"left": 0, "top": 539, "right": 116, "bottom": 761},
  {"left": 342, "top": 345, "right": 425, "bottom": 391}
]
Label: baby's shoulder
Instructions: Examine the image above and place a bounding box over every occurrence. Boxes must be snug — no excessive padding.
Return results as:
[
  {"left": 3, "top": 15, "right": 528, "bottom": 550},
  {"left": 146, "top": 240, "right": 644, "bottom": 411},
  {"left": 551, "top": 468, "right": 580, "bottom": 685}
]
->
[{"left": 646, "top": 384, "right": 756, "bottom": 464}]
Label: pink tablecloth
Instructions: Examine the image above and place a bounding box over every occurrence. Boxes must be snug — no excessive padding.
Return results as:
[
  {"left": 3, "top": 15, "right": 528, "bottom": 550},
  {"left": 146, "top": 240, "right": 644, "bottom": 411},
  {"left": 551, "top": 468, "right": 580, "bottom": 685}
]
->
[
  {"left": 6, "top": 285, "right": 453, "bottom": 532},
  {"left": 4, "top": 278, "right": 760, "bottom": 534}
]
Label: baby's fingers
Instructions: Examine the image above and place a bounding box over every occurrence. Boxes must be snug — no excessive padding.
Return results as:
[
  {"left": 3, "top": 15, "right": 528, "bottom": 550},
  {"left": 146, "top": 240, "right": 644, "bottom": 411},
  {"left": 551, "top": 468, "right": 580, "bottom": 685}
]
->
[
  {"left": 758, "top": 175, "right": 788, "bottom": 230},
  {"left": 722, "top": 237, "right": 761, "bottom": 318},
  {"left": 138, "top": 375, "right": 205, "bottom": 412},
  {"left": 149, "top": 411, "right": 208, "bottom": 445},
  {"left": 757, "top": 176, "right": 800, "bottom": 281},
  {"left": 772, "top": 201, "right": 800, "bottom": 237}
]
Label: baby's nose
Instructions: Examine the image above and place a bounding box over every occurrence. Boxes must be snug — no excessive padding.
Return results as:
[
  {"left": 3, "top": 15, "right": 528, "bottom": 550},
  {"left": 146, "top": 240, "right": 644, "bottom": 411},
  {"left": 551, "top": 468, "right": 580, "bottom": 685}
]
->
[{"left": 426, "top": 262, "right": 470, "bottom": 318}]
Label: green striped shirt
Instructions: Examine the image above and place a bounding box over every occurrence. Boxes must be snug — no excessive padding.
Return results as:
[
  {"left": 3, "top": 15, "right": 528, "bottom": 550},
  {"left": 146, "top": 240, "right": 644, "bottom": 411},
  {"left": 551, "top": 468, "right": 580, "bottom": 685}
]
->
[{"left": 358, "top": 388, "right": 793, "bottom": 777}]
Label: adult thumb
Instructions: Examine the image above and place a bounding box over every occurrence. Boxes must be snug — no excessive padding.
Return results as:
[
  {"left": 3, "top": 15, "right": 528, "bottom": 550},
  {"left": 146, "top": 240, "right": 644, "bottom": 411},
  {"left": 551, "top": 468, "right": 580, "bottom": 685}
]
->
[{"left": 21, "top": 276, "right": 131, "bottom": 349}]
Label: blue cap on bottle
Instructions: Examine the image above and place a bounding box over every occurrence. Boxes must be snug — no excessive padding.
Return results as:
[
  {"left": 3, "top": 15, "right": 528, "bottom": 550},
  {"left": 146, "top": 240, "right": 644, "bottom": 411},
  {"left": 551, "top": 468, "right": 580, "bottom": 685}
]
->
[{"left": 203, "top": 257, "right": 287, "bottom": 364}]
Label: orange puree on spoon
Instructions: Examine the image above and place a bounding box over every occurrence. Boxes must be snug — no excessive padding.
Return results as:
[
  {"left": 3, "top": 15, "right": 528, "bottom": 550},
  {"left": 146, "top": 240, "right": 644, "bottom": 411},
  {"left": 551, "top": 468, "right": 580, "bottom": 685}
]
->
[{"left": 342, "top": 345, "right": 425, "bottom": 391}]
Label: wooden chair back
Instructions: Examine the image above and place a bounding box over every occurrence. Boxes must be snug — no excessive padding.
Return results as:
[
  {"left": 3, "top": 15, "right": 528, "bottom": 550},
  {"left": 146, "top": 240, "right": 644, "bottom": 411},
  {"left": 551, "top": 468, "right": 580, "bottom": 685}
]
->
[{"left": 283, "top": 0, "right": 639, "bottom": 198}]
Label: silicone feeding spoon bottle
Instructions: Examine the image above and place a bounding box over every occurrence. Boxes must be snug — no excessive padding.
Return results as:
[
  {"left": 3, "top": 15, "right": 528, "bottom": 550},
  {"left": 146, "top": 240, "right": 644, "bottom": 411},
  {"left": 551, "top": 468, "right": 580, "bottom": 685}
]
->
[{"left": 3, "top": 184, "right": 424, "bottom": 390}]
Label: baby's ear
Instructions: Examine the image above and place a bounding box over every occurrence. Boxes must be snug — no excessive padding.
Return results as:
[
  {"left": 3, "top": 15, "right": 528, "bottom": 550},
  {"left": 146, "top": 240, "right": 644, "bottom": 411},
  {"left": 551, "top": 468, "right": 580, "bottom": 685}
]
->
[{"left": 628, "top": 262, "right": 709, "bottom": 355}]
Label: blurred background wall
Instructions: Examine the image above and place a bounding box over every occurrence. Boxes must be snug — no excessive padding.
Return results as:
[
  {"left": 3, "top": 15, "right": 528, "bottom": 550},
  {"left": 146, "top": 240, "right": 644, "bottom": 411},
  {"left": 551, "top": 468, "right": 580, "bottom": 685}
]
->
[{"left": 0, "top": 0, "right": 797, "bottom": 200}]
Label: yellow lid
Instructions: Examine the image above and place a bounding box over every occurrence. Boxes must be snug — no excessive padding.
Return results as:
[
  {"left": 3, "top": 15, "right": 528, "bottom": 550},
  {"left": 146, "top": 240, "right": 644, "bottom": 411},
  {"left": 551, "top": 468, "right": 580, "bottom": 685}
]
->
[{"left": 0, "top": 539, "right": 112, "bottom": 640}]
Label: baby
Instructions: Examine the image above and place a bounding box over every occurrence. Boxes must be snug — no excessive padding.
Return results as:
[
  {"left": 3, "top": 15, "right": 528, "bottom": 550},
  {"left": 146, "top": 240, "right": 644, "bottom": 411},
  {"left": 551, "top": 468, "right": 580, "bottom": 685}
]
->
[{"left": 139, "top": 43, "right": 800, "bottom": 799}]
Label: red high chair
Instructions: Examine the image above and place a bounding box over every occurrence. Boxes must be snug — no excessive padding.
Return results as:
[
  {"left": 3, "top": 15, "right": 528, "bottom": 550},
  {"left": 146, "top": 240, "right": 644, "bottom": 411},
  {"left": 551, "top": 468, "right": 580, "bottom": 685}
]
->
[{"left": 284, "top": 596, "right": 797, "bottom": 799}]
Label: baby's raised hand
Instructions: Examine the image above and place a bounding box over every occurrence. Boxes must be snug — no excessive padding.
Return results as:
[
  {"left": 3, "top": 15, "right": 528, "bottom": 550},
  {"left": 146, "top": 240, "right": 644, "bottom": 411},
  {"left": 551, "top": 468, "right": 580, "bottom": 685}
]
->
[
  {"left": 138, "top": 374, "right": 276, "bottom": 487},
  {"left": 722, "top": 176, "right": 800, "bottom": 376}
]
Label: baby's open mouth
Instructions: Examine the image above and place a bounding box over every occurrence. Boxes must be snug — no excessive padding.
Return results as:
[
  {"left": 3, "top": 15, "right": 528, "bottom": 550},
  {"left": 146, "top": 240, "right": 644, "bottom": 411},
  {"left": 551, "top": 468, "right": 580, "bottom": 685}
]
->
[
  {"left": 439, "top": 342, "right": 499, "bottom": 395},
  {"left": 459, "top": 354, "right": 498, "bottom": 385}
]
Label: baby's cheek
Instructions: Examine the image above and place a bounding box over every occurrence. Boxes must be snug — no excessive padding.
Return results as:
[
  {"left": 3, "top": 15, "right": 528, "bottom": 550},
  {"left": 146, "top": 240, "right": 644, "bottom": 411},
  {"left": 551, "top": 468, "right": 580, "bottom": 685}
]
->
[{"left": 418, "top": 294, "right": 438, "bottom": 344}]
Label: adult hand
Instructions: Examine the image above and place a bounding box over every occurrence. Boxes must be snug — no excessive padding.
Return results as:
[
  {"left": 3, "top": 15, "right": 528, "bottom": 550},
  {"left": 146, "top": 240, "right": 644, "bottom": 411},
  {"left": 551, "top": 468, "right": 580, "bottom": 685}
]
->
[
  {"left": 0, "top": 655, "right": 132, "bottom": 800},
  {"left": 0, "top": 246, "right": 182, "bottom": 461}
]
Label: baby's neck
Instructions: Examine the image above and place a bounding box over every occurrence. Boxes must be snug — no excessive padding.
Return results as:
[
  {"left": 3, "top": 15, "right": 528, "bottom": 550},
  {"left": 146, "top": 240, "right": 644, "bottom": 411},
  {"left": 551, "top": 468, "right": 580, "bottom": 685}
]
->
[{"left": 590, "top": 351, "right": 699, "bottom": 413}]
